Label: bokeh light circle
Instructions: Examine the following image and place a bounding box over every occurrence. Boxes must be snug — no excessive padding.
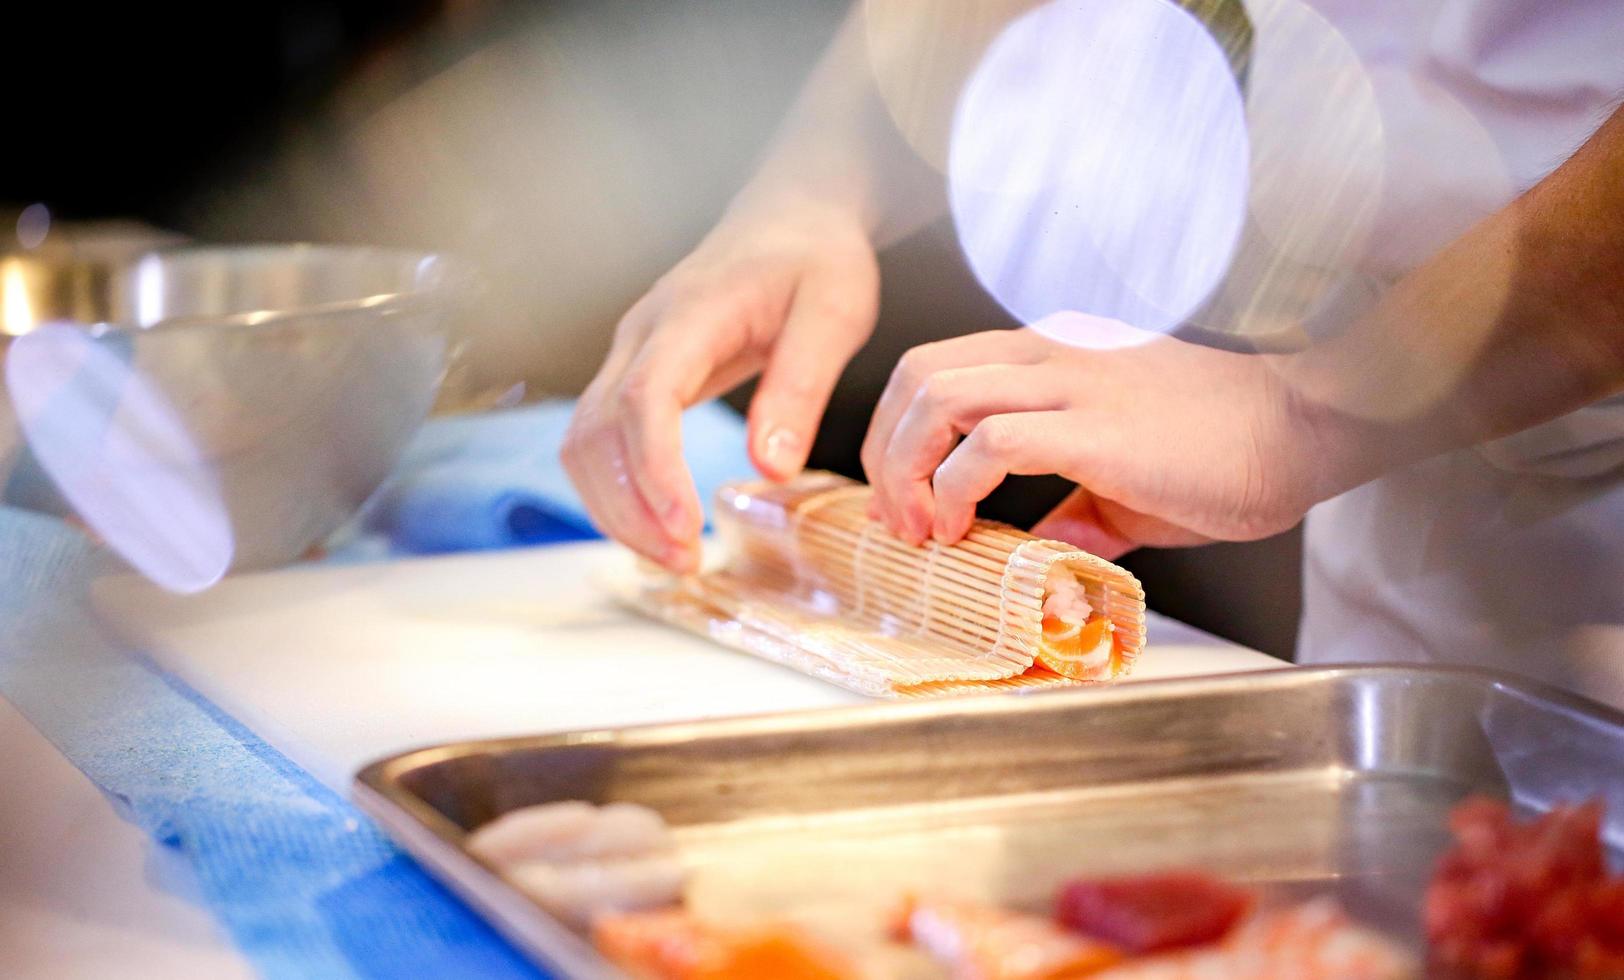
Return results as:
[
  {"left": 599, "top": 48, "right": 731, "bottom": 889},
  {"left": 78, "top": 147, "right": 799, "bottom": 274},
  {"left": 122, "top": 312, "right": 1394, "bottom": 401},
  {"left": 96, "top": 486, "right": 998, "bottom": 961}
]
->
[
  {"left": 948, "top": 0, "right": 1250, "bottom": 345},
  {"left": 1187, "top": 0, "right": 1387, "bottom": 347},
  {"left": 7, "top": 324, "right": 232, "bottom": 593},
  {"left": 862, "top": 0, "right": 1037, "bottom": 172}
]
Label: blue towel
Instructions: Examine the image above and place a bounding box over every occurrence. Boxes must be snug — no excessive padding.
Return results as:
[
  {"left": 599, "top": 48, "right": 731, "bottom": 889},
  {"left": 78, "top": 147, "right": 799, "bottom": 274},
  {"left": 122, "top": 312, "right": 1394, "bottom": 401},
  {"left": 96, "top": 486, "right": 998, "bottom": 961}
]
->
[
  {"left": 0, "top": 399, "right": 758, "bottom": 976},
  {"left": 329, "top": 399, "right": 753, "bottom": 558},
  {"left": 386, "top": 470, "right": 599, "bottom": 553},
  {"left": 0, "top": 511, "right": 546, "bottom": 979}
]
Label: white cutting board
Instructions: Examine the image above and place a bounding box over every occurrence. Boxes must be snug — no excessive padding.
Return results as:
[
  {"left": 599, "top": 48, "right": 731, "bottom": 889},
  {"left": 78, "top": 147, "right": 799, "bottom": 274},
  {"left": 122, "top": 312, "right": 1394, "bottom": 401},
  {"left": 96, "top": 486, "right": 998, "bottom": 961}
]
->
[{"left": 90, "top": 541, "right": 1283, "bottom": 792}]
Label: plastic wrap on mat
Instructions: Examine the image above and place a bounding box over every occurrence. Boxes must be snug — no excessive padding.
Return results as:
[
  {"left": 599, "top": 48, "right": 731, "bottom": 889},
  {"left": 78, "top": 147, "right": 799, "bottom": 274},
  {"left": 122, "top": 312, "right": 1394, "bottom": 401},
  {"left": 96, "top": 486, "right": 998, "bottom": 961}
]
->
[{"left": 624, "top": 472, "right": 1147, "bottom": 699}]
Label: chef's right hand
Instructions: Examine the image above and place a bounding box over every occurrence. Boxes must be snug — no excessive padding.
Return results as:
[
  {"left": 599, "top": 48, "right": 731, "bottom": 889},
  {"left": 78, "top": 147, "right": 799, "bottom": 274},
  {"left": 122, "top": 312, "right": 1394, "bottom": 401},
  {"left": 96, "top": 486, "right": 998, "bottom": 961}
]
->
[{"left": 562, "top": 199, "right": 880, "bottom": 572}]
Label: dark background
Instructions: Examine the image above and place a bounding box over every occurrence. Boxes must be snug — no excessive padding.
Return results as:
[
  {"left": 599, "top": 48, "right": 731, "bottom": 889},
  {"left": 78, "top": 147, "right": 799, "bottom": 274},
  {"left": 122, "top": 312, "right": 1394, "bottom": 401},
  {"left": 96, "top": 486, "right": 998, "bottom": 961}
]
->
[
  {"left": 5, "top": 2, "right": 440, "bottom": 224},
  {"left": 2, "top": 0, "right": 1302, "bottom": 658}
]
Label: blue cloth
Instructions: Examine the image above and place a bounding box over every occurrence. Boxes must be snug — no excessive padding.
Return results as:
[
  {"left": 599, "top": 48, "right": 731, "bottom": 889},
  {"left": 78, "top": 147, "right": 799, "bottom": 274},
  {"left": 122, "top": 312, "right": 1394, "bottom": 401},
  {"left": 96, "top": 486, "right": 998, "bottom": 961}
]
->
[
  {"left": 332, "top": 399, "right": 752, "bottom": 558},
  {"left": 0, "top": 507, "right": 545, "bottom": 979},
  {"left": 386, "top": 470, "right": 598, "bottom": 553},
  {"left": 0, "top": 398, "right": 756, "bottom": 976}
]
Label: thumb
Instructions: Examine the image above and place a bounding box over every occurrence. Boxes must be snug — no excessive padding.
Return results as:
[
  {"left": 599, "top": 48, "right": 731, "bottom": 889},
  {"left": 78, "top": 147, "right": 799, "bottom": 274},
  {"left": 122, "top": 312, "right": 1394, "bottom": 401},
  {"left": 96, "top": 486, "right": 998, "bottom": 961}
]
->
[
  {"left": 747, "top": 275, "right": 875, "bottom": 480},
  {"left": 1030, "top": 488, "right": 1138, "bottom": 560}
]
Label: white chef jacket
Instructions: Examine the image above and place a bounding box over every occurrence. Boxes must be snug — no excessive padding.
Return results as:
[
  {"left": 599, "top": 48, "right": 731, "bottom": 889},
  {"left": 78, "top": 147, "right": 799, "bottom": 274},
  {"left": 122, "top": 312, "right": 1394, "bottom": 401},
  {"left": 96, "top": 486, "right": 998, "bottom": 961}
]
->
[{"left": 1287, "top": 0, "right": 1624, "bottom": 707}]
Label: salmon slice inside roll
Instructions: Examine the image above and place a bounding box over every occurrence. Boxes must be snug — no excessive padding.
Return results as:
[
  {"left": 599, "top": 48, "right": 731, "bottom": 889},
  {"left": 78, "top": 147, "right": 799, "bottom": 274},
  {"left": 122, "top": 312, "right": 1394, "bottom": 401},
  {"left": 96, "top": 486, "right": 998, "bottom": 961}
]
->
[{"left": 1037, "top": 566, "right": 1118, "bottom": 680}]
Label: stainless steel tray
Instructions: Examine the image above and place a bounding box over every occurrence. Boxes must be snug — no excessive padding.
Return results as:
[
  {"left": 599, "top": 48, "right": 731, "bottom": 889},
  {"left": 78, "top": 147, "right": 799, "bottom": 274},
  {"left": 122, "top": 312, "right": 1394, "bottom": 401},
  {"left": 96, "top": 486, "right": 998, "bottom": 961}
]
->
[{"left": 354, "top": 666, "right": 1624, "bottom": 978}]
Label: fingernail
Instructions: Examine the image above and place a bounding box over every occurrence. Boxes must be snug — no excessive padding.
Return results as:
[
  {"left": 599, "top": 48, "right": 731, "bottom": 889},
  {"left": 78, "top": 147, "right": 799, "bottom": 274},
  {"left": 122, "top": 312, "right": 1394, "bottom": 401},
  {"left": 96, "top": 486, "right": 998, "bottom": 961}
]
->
[
  {"left": 894, "top": 515, "right": 919, "bottom": 546},
  {"left": 760, "top": 426, "right": 802, "bottom": 479},
  {"left": 903, "top": 488, "right": 934, "bottom": 547},
  {"left": 661, "top": 540, "right": 698, "bottom": 573},
  {"left": 900, "top": 509, "right": 924, "bottom": 546},
  {"left": 659, "top": 498, "right": 691, "bottom": 538}
]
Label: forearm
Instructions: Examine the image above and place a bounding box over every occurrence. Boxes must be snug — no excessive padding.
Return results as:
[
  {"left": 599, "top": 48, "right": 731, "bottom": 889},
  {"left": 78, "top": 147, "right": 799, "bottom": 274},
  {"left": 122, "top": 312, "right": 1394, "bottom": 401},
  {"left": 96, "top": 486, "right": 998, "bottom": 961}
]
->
[
  {"left": 1285, "top": 104, "right": 1624, "bottom": 499},
  {"left": 726, "top": 5, "right": 947, "bottom": 246}
]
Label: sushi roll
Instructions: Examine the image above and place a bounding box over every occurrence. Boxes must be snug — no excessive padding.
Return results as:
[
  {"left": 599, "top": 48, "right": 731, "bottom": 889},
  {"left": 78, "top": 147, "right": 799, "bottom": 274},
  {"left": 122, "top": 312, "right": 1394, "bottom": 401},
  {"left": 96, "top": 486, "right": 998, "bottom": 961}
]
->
[{"left": 629, "top": 472, "right": 1146, "bottom": 697}]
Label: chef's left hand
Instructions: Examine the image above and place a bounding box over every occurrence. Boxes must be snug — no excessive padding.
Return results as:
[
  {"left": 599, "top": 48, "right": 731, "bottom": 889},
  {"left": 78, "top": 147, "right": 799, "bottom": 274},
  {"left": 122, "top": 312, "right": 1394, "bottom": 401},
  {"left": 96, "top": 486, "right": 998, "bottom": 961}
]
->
[{"left": 860, "top": 317, "right": 1324, "bottom": 559}]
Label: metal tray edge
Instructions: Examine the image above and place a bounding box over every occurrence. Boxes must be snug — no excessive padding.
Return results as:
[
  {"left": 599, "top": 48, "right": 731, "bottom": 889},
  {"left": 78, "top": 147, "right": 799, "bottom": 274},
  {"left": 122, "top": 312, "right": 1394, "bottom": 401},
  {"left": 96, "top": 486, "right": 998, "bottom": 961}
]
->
[
  {"left": 352, "top": 780, "right": 625, "bottom": 979},
  {"left": 350, "top": 663, "right": 1624, "bottom": 979},
  {"left": 354, "top": 664, "right": 1624, "bottom": 796}
]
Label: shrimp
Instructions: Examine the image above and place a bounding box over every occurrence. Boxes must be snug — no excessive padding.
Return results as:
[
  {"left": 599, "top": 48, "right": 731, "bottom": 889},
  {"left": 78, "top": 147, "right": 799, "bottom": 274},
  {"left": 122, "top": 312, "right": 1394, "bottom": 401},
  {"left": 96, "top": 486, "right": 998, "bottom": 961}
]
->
[
  {"left": 1038, "top": 567, "right": 1115, "bottom": 680},
  {"left": 894, "top": 895, "right": 1124, "bottom": 979},
  {"left": 1088, "top": 898, "right": 1416, "bottom": 980},
  {"left": 1042, "top": 568, "right": 1093, "bottom": 625}
]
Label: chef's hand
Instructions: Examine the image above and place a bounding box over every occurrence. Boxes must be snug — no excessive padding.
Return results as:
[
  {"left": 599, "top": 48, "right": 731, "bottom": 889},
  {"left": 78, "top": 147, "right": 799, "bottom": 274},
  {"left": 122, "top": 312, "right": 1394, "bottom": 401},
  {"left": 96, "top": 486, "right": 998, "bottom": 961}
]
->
[
  {"left": 860, "top": 317, "right": 1322, "bottom": 559},
  {"left": 563, "top": 199, "right": 880, "bottom": 571}
]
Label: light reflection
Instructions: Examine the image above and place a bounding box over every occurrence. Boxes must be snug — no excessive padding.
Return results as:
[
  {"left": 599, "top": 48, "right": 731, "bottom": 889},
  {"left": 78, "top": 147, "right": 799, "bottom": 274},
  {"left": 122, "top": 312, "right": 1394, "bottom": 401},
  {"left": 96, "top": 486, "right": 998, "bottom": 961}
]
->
[
  {"left": 862, "top": 0, "right": 1038, "bottom": 172},
  {"left": 15, "top": 203, "right": 50, "bottom": 251},
  {"left": 6, "top": 324, "right": 233, "bottom": 593},
  {"left": 1, "top": 259, "right": 36, "bottom": 336},
  {"left": 1029, "top": 310, "right": 1157, "bottom": 353},
  {"left": 1187, "top": 0, "right": 1386, "bottom": 346},
  {"left": 134, "top": 253, "right": 166, "bottom": 327},
  {"left": 948, "top": 0, "right": 1250, "bottom": 343},
  {"left": 1244, "top": 0, "right": 1382, "bottom": 273}
]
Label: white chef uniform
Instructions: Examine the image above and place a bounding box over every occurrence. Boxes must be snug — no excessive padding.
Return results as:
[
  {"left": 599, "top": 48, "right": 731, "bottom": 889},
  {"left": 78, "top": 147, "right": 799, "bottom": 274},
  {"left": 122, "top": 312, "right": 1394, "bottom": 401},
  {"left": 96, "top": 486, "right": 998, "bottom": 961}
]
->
[{"left": 1291, "top": 0, "right": 1624, "bottom": 708}]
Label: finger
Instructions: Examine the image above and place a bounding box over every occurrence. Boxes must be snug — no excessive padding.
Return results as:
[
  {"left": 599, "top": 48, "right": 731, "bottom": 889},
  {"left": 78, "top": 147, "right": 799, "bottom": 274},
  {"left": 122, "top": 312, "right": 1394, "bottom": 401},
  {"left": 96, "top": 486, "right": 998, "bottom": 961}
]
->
[
  {"left": 619, "top": 302, "right": 751, "bottom": 545},
  {"left": 881, "top": 364, "right": 1067, "bottom": 544},
  {"left": 571, "top": 295, "right": 753, "bottom": 564},
  {"left": 593, "top": 291, "right": 664, "bottom": 388},
  {"left": 563, "top": 419, "right": 697, "bottom": 570},
  {"left": 1094, "top": 496, "right": 1217, "bottom": 551},
  {"left": 694, "top": 347, "right": 767, "bottom": 404},
  {"left": 930, "top": 410, "right": 1072, "bottom": 543},
  {"left": 747, "top": 272, "right": 876, "bottom": 481},
  {"left": 860, "top": 329, "right": 1049, "bottom": 528},
  {"left": 1029, "top": 488, "right": 1138, "bottom": 559}
]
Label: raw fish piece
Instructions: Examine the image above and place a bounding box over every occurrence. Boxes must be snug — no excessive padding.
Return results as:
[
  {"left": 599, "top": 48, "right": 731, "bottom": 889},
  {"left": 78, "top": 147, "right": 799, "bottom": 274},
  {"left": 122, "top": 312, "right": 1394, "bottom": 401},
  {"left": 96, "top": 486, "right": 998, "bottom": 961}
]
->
[
  {"left": 467, "top": 801, "right": 674, "bottom": 866},
  {"left": 560, "top": 802, "right": 675, "bottom": 862},
  {"left": 593, "top": 908, "right": 856, "bottom": 979},
  {"left": 1089, "top": 898, "right": 1415, "bottom": 980},
  {"left": 1056, "top": 871, "right": 1254, "bottom": 953},
  {"left": 895, "top": 895, "right": 1123, "bottom": 979},
  {"left": 465, "top": 801, "right": 598, "bottom": 865},
  {"left": 1035, "top": 568, "right": 1116, "bottom": 680},
  {"left": 1036, "top": 616, "right": 1116, "bottom": 680},
  {"left": 506, "top": 855, "right": 687, "bottom": 930},
  {"left": 1425, "top": 796, "right": 1624, "bottom": 977},
  {"left": 464, "top": 800, "right": 686, "bottom": 929}
]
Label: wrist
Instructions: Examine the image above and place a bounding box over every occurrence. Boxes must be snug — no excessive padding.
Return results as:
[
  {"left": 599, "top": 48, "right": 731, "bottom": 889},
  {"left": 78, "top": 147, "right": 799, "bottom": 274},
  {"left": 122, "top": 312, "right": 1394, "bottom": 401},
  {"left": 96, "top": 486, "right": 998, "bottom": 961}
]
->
[
  {"left": 725, "top": 168, "right": 877, "bottom": 233},
  {"left": 728, "top": 133, "right": 945, "bottom": 247},
  {"left": 1269, "top": 348, "right": 1410, "bottom": 508}
]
